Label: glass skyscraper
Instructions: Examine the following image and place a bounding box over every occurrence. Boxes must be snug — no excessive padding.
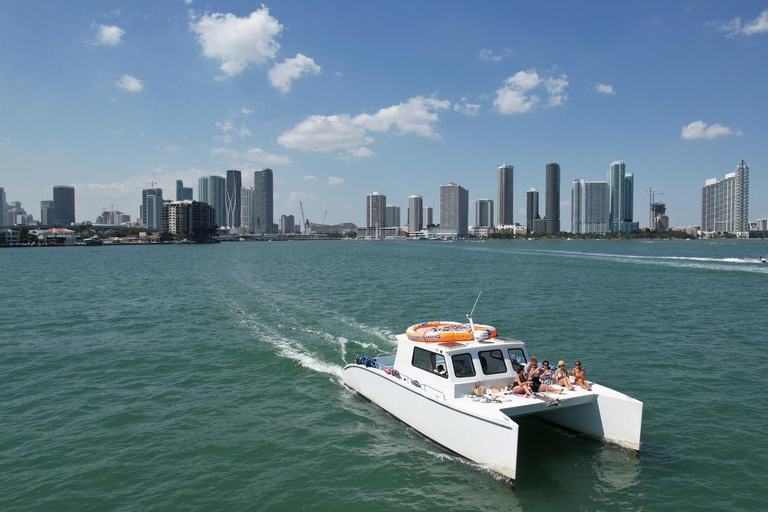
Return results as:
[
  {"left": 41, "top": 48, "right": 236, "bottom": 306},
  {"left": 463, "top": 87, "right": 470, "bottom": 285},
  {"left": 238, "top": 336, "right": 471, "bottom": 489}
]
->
[
  {"left": 701, "top": 160, "right": 749, "bottom": 234},
  {"left": 254, "top": 168, "right": 274, "bottom": 234},
  {"left": 440, "top": 182, "right": 469, "bottom": 236},
  {"left": 497, "top": 164, "right": 514, "bottom": 225},
  {"left": 53, "top": 185, "right": 75, "bottom": 226},
  {"left": 545, "top": 163, "right": 561, "bottom": 234},
  {"left": 225, "top": 170, "right": 242, "bottom": 228},
  {"left": 475, "top": 199, "right": 494, "bottom": 228},
  {"left": 526, "top": 188, "right": 539, "bottom": 234},
  {"left": 607, "top": 161, "right": 635, "bottom": 233},
  {"left": 572, "top": 180, "right": 610, "bottom": 234},
  {"left": 408, "top": 195, "right": 423, "bottom": 233},
  {"left": 366, "top": 192, "right": 386, "bottom": 228}
]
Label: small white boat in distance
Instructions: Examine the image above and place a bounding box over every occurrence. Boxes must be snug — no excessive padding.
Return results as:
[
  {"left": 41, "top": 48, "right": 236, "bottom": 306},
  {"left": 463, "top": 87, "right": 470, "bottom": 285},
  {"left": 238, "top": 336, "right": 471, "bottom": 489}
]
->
[
  {"left": 759, "top": 257, "right": 766, "bottom": 264},
  {"left": 342, "top": 318, "right": 643, "bottom": 487}
]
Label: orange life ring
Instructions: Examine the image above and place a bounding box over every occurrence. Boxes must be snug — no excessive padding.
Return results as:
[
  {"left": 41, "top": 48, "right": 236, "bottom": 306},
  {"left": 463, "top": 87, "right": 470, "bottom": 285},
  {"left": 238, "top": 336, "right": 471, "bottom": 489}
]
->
[{"left": 405, "top": 321, "right": 497, "bottom": 342}]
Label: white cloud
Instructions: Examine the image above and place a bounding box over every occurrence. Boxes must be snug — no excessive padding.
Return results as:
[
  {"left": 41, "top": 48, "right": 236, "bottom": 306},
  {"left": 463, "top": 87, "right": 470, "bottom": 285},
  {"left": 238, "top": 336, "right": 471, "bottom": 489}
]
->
[
  {"left": 190, "top": 7, "right": 282, "bottom": 77},
  {"left": 327, "top": 176, "right": 345, "bottom": 185},
  {"left": 545, "top": 75, "right": 569, "bottom": 107},
  {"left": 116, "top": 75, "right": 144, "bottom": 92},
  {"left": 163, "top": 145, "right": 181, "bottom": 152},
  {"left": 216, "top": 119, "right": 250, "bottom": 138},
  {"left": 494, "top": 69, "right": 568, "bottom": 114},
  {"left": 211, "top": 147, "right": 292, "bottom": 165},
  {"left": 241, "top": 107, "right": 253, "bottom": 115},
  {"left": 277, "top": 96, "right": 450, "bottom": 157},
  {"left": 478, "top": 48, "right": 511, "bottom": 62},
  {"left": 184, "top": 0, "right": 193, "bottom": 4},
  {"left": 346, "top": 147, "right": 373, "bottom": 158},
  {"left": 268, "top": 53, "right": 321, "bottom": 93},
  {"left": 681, "top": 120, "right": 743, "bottom": 140},
  {"left": 712, "top": 10, "right": 768, "bottom": 37},
  {"left": 595, "top": 83, "right": 616, "bottom": 95},
  {"left": 302, "top": 175, "right": 318, "bottom": 181},
  {"left": 453, "top": 97, "right": 481, "bottom": 116},
  {"left": 95, "top": 24, "right": 125, "bottom": 45}
]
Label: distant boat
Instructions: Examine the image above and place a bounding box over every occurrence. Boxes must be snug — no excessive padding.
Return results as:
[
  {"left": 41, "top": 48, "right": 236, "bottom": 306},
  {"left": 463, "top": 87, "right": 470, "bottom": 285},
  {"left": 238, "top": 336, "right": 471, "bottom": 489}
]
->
[
  {"left": 759, "top": 257, "right": 766, "bottom": 264},
  {"left": 83, "top": 235, "right": 103, "bottom": 246}
]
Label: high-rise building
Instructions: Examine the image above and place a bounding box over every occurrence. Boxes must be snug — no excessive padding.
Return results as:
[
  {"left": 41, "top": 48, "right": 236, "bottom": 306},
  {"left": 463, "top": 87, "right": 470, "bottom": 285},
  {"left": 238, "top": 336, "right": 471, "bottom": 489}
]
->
[
  {"left": 146, "top": 194, "right": 162, "bottom": 231},
  {"left": 141, "top": 188, "right": 163, "bottom": 228},
  {"left": 254, "top": 168, "right": 274, "bottom": 234},
  {"left": 545, "top": 162, "right": 560, "bottom": 234},
  {"left": 526, "top": 188, "right": 540, "bottom": 234},
  {"left": 571, "top": 180, "right": 610, "bottom": 234},
  {"left": 0, "top": 187, "right": 6, "bottom": 226},
  {"left": 176, "top": 180, "right": 193, "bottom": 201},
  {"left": 701, "top": 160, "right": 750, "bottom": 234},
  {"left": 53, "top": 186, "right": 76, "bottom": 226},
  {"left": 240, "top": 187, "right": 255, "bottom": 231},
  {"left": 198, "top": 177, "right": 209, "bottom": 208},
  {"left": 440, "top": 182, "right": 469, "bottom": 236},
  {"left": 225, "top": 170, "right": 242, "bottom": 228},
  {"left": 207, "top": 176, "right": 226, "bottom": 228},
  {"left": 475, "top": 199, "right": 494, "bottom": 228},
  {"left": 423, "top": 206, "right": 433, "bottom": 227},
  {"left": 280, "top": 214, "right": 295, "bottom": 235},
  {"left": 161, "top": 200, "right": 216, "bottom": 241},
  {"left": 497, "top": 164, "right": 514, "bottom": 225},
  {"left": 607, "top": 161, "right": 635, "bottom": 233},
  {"left": 366, "top": 192, "right": 386, "bottom": 228},
  {"left": 385, "top": 205, "right": 401, "bottom": 228},
  {"left": 40, "top": 200, "right": 54, "bottom": 225},
  {"left": 408, "top": 195, "right": 423, "bottom": 233}
]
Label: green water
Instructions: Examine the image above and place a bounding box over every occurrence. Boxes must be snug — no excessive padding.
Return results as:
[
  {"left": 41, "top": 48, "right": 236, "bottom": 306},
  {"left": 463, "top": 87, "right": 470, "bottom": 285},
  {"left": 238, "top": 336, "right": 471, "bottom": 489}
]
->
[{"left": 2, "top": 240, "right": 767, "bottom": 511}]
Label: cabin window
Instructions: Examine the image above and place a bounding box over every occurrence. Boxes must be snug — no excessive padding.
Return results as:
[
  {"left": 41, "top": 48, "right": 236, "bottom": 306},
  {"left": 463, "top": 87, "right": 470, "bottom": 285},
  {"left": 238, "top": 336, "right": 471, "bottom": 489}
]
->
[
  {"left": 451, "top": 353, "right": 476, "bottom": 378},
  {"left": 478, "top": 349, "right": 507, "bottom": 375},
  {"left": 411, "top": 347, "right": 448, "bottom": 379},
  {"left": 508, "top": 349, "right": 527, "bottom": 371}
]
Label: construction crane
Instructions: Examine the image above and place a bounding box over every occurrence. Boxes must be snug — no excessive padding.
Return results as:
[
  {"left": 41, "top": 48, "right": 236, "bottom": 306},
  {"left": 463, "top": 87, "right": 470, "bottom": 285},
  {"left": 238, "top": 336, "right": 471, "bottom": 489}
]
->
[
  {"left": 146, "top": 181, "right": 158, "bottom": 189},
  {"left": 646, "top": 188, "right": 663, "bottom": 230},
  {"left": 300, "top": 201, "right": 306, "bottom": 235},
  {"left": 322, "top": 210, "right": 328, "bottom": 225}
]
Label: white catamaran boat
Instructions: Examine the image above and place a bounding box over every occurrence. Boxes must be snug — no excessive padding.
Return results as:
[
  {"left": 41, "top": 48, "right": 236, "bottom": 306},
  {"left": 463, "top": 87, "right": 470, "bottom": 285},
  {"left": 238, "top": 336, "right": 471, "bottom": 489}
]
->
[{"left": 342, "top": 311, "right": 643, "bottom": 487}]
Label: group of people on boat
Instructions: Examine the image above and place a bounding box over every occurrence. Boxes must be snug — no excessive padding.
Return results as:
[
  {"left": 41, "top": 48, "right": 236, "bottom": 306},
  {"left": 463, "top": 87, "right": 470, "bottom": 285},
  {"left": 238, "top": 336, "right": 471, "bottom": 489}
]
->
[{"left": 509, "top": 356, "right": 591, "bottom": 398}]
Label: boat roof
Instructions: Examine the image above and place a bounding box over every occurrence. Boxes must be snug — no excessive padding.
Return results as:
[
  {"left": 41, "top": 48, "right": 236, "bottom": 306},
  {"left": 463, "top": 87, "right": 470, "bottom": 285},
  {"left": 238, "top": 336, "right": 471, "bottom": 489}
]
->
[{"left": 396, "top": 333, "right": 526, "bottom": 354}]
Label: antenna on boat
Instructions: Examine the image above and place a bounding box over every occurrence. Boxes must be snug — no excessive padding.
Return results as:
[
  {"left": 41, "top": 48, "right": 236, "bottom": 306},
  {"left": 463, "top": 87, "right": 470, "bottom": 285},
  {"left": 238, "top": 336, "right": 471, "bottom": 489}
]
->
[{"left": 467, "top": 291, "right": 482, "bottom": 331}]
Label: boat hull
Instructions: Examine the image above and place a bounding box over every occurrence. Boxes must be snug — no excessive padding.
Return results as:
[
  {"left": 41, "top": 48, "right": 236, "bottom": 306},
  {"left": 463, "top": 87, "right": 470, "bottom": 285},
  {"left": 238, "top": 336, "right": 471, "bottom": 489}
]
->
[{"left": 342, "top": 364, "right": 519, "bottom": 484}]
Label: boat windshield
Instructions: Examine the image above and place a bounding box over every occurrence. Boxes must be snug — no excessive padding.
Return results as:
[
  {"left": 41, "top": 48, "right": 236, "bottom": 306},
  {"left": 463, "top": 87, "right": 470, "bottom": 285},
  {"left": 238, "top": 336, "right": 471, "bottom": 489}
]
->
[
  {"left": 411, "top": 347, "right": 448, "bottom": 379},
  {"left": 451, "top": 353, "right": 476, "bottom": 378},
  {"left": 508, "top": 348, "right": 526, "bottom": 365},
  {"left": 479, "top": 349, "right": 507, "bottom": 375}
]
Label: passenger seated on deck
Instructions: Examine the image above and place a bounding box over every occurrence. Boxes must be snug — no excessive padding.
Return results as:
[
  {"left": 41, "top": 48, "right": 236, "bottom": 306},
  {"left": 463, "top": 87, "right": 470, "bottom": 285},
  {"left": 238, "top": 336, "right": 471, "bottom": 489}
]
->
[
  {"left": 510, "top": 366, "right": 535, "bottom": 398},
  {"left": 554, "top": 361, "right": 575, "bottom": 391},
  {"left": 529, "top": 362, "right": 562, "bottom": 395},
  {"left": 523, "top": 356, "right": 538, "bottom": 377},
  {"left": 569, "top": 361, "right": 592, "bottom": 391}
]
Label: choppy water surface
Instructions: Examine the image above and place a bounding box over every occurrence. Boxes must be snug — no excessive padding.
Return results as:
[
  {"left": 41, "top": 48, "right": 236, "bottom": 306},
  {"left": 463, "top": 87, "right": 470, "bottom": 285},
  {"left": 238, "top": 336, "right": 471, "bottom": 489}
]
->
[{"left": 2, "top": 240, "right": 767, "bottom": 511}]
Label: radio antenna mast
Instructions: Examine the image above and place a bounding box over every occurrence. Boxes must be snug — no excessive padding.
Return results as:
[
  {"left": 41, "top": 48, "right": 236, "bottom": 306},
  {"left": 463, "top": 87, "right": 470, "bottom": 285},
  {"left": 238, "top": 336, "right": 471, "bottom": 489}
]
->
[{"left": 467, "top": 291, "right": 482, "bottom": 329}]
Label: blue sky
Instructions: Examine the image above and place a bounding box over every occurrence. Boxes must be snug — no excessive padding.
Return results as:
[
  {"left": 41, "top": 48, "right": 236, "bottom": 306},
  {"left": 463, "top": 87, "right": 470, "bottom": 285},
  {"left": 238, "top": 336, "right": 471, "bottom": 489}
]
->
[{"left": 1, "top": 1, "right": 766, "bottom": 228}]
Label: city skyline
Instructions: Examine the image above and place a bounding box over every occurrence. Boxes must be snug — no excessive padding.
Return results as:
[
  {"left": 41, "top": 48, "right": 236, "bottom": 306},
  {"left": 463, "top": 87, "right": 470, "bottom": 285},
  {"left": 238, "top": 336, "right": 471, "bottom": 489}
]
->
[{"left": 1, "top": 2, "right": 766, "bottom": 228}]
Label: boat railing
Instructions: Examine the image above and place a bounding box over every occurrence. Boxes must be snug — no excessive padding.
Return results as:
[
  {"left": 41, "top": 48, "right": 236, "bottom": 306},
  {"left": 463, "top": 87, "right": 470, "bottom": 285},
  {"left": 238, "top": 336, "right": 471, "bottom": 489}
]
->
[{"left": 399, "top": 372, "right": 446, "bottom": 401}]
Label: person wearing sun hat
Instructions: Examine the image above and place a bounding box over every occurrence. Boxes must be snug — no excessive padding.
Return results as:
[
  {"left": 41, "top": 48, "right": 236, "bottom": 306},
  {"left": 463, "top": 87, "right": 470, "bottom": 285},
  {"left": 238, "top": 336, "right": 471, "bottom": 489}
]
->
[{"left": 554, "top": 360, "right": 575, "bottom": 391}]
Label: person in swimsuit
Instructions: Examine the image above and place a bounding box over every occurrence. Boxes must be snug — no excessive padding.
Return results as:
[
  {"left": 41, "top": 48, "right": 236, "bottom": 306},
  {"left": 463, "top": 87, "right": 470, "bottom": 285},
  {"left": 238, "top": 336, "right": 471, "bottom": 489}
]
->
[
  {"left": 523, "top": 356, "right": 538, "bottom": 377},
  {"left": 570, "top": 360, "right": 591, "bottom": 391},
  {"left": 554, "top": 360, "right": 575, "bottom": 391},
  {"left": 529, "top": 361, "right": 562, "bottom": 395},
  {"left": 510, "top": 365, "right": 535, "bottom": 398}
]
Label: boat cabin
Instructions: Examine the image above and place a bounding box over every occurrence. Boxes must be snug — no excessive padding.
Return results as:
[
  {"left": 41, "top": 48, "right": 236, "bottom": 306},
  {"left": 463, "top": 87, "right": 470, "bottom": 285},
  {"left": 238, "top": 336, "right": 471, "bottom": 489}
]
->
[{"left": 387, "top": 334, "right": 529, "bottom": 399}]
